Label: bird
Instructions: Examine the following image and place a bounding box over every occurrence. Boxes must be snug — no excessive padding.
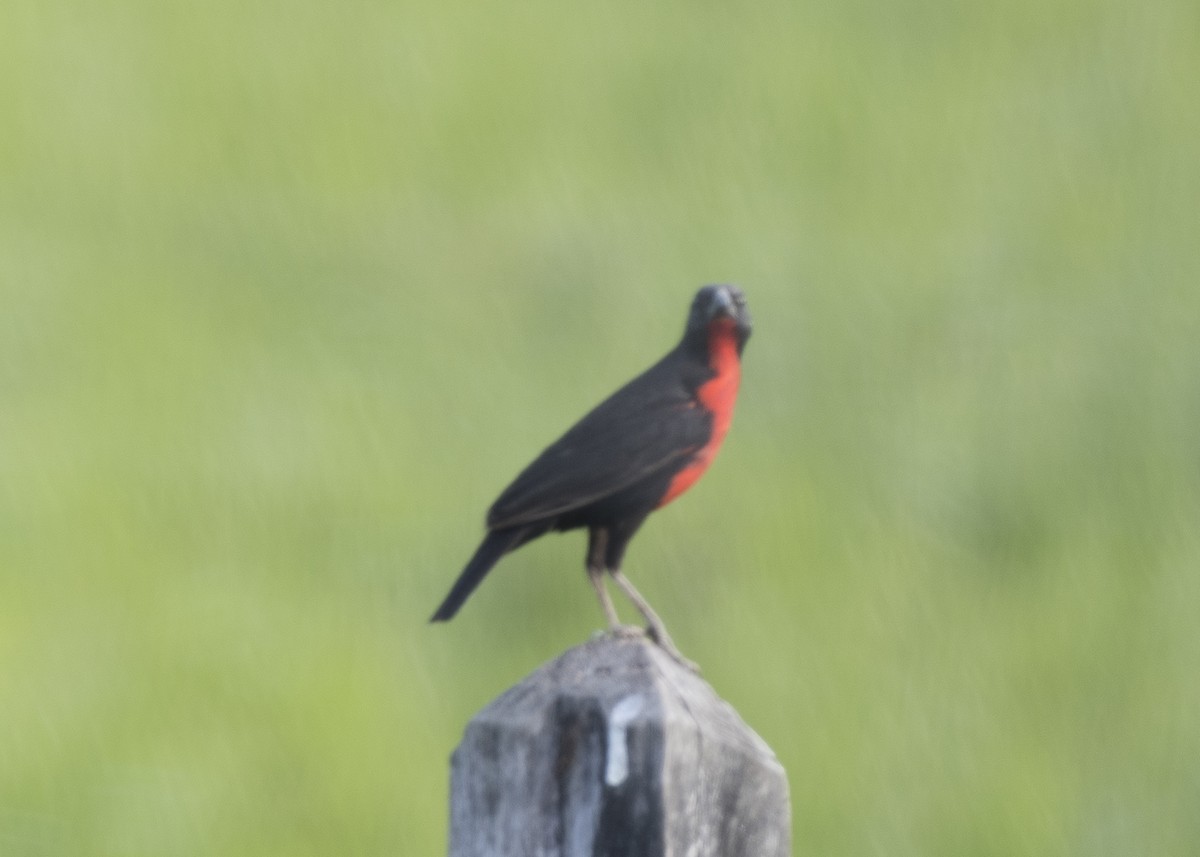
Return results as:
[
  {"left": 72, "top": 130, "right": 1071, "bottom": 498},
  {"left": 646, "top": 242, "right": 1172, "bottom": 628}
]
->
[{"left": 430, "top": 285, "right": 751, "bottom": 664}]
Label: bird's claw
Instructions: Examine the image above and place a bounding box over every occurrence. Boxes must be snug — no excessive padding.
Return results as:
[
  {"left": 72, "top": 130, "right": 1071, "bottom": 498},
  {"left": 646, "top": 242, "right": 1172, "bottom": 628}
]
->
[
  {"left": 644, "top": 627, "right": 700, "bottom": 674},
  {"left": 606, "top": 624, "right": 648, "bottom": 640}
]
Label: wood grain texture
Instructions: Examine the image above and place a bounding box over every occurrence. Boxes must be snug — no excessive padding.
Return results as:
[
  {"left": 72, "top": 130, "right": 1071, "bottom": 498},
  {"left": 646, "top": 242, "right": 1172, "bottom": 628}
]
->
[{"left": 447, "top": 634, "right": 790, "bottom": 857}]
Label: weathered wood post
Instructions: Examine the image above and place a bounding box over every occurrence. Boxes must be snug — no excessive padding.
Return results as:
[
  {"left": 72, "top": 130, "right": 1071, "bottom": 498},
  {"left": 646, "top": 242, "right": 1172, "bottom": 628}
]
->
[{"left": 446, "top": 633, "right": 790, "bottom": 856}]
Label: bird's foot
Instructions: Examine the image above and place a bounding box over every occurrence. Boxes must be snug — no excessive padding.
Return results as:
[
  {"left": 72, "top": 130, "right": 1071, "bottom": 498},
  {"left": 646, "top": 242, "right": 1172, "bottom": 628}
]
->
[
  {"left": 596, "top": 624, "right": 700, "bottom": 673},
  {"left": 604, "top": 624, "right": 648, "bottom": 640},
  {"left": 645, "top": 626, "right": 700, "bottom": 674}
]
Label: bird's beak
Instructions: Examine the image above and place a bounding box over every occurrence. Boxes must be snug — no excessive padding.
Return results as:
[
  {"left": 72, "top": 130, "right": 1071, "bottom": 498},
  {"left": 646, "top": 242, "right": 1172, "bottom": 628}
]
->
[{"left": 709, "top": 287, "right": 736, "bottom": 320}]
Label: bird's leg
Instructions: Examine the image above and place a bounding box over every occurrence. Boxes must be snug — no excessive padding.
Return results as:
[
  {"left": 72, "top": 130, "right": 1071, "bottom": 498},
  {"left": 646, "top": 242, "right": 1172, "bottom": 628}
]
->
[
  {"left": 609, "top": 568, "right": 698, "bottom": 672},
  {"left": 589, "top": 564, "right": 621, "bottom": 629},
  {"left": 586, "top": 529, "right": 621, "bottom": 629}
]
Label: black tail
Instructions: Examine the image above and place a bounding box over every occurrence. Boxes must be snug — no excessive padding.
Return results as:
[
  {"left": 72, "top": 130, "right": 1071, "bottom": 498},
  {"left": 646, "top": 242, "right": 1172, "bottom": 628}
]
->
[{"left": 430, "top": 527, "right": 527, "bottom": 622}]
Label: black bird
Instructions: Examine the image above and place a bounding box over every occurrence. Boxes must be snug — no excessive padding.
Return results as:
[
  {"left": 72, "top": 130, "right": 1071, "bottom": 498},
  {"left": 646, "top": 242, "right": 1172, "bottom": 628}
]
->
[{"left": 431, "top": 285, "right": 752, "bottom": 663}]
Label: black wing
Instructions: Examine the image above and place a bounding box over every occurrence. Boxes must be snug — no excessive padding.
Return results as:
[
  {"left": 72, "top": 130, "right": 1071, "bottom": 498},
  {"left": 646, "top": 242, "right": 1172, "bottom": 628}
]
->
[{"left": 486, "top": 350, "right": 712, "bottom": 529}]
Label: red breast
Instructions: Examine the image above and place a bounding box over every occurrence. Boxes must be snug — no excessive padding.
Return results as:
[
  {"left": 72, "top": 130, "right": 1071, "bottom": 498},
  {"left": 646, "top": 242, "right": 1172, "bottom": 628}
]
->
[{"left": 656, "top": 317, "right": 742, "bottom": 507}]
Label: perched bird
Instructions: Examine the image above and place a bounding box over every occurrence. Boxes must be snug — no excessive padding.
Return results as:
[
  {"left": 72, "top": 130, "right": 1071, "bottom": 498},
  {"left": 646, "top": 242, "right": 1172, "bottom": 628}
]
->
[{"left": 430, "top": 285, "right": 751, "bottom": 663}]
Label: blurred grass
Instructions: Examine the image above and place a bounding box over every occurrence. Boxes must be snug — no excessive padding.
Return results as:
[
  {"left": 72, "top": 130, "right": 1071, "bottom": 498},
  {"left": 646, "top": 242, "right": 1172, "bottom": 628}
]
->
[{"left": 2, "top": 0, "right": 1198, "bottom": 854}]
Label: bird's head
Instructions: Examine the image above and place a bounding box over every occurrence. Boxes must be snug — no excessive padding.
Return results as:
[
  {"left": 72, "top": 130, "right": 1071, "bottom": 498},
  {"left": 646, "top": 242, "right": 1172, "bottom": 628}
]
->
[{"left": 684, "top": 284, "right": 752, "bottom": 355}]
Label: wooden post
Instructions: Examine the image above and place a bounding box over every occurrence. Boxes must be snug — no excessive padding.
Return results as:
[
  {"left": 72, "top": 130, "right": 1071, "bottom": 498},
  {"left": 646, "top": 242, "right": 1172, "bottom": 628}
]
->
[{"left": 446, "top": 634, "right": 790, "bottom": 856}]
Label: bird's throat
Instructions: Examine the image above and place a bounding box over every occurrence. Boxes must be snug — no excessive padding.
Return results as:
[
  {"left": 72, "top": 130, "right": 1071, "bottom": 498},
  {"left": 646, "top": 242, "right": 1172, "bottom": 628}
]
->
[
  {"left": 698, "top": 319, "right": 742, "bottom": 443},
  {"left": 656, "top": 320, "right": 742, "bottom": 508}
]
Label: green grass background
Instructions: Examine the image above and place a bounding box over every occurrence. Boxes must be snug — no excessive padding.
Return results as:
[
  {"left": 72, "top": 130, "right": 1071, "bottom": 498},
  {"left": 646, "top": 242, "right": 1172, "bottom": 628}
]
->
[{"left": 3, "top": 0, "right": 1198, "bottom": 854}]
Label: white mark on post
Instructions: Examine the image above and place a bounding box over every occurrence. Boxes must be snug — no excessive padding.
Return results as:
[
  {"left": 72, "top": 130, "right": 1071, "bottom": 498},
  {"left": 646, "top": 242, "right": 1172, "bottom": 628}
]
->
[{"left": 604, "top": 694, "right": 645, "bottom": 787}]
